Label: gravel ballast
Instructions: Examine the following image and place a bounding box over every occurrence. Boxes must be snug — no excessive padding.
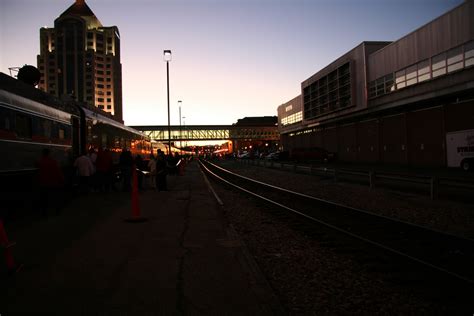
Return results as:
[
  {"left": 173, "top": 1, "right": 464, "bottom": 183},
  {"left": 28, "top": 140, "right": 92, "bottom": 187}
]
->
[{"left": 208, "top": 160, "right": 473, "bottom": 314}]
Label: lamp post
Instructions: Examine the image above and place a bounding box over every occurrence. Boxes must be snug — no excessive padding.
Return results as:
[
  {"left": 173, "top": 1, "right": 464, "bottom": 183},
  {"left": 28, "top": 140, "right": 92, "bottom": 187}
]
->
[
  {"left": 182, "top": 116, "right": 186, "bottom": 149},
  {"left": 163, "top": 50, "right": 172, "bottom": 156},
  {"left": 178, "top": 100, "right": 182, "bottom": 155}
]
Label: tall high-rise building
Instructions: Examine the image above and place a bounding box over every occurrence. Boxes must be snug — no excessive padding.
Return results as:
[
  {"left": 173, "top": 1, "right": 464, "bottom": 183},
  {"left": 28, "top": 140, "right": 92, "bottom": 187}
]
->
[{"left": 37, "top": 0, "right": 123, "bottom": 121}]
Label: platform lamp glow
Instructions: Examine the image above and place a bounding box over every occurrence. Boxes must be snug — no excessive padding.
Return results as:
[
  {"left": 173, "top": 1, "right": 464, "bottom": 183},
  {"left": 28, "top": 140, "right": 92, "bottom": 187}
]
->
[{"left": 164, "top": 50, "right": 172, "bottom": 155}]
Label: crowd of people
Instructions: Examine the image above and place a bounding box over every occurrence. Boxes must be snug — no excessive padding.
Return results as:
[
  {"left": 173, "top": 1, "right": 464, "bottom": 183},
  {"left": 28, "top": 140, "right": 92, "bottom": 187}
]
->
[{"left": 37, "top": 147, "right": 187, "bottom": 216}]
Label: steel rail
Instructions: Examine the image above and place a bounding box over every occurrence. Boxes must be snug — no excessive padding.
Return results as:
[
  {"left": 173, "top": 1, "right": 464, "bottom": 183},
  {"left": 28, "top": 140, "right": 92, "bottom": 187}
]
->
[{"left": 199, "top": 159, "right": 474, "bottom": 285}]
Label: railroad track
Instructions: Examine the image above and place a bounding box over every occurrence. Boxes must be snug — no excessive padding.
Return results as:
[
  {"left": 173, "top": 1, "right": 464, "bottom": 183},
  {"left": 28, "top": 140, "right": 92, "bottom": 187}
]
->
[{"left": 199, "top": 159, "right": 474, "bottom": 292}]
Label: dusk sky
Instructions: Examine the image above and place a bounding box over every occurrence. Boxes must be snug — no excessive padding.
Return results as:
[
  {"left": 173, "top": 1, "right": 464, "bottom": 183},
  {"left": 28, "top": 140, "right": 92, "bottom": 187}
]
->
[{"left": 0, "top": 0, "right": 463, "bottom": 127}]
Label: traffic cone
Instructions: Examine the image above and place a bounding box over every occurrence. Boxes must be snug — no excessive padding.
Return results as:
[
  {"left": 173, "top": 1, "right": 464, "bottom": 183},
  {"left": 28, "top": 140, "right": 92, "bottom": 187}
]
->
[
  {"left": 125, "top": 167, "right": 147, "bottom": 223},
  {"left": 0, "top": 219, "right": 22, "bottom": 274}
]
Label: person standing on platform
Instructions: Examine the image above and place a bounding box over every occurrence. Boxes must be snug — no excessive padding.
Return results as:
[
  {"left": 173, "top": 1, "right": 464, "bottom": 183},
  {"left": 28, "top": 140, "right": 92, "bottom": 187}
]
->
[
  {"left": 119, "top": 149, "right": 133, "bottom": 192},
  {"left": 147, "top": 153, "right": 157, "bottom": 189},
  {"left": 156, "top": 149, "right": 168, "bottom": 191},
  {"left": 74, "top": 152, "right": 94, "bottom": 194},
  {"left": 96, "top": 147, "right": 113, "bottom": 192},
  {"left": 88, "top": 148, "right": 98, "bottom": 191},
  {"left": 37, "top": 148, "right": 64, "bottom": 216}
]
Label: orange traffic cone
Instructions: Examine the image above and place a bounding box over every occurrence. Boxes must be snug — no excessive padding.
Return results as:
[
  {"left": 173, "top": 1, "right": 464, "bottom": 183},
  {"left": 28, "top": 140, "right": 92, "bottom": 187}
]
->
[
  {"left": 125, "top": 167, "right": 147, "bottom": 223},
  {"left": 0, "top": 219, "right": 22, "bottom": 274}
]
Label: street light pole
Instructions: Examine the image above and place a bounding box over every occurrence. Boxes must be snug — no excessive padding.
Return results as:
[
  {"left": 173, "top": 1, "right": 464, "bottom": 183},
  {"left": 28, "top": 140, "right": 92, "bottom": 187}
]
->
[
  {"left": 178, "top": 100, "right": 182, "bottom": 155},
  {"left": 164, "top": 50, "right": 172, "bottom": 156},
  {"left": 182, "top": 116, "right": 186, "bottom": 149}
]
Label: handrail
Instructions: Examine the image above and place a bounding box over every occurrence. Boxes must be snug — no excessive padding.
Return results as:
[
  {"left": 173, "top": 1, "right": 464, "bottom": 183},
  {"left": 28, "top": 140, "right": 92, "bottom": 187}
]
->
[{"left": 235, "top": 158, "right": 474, "bottom": 200}]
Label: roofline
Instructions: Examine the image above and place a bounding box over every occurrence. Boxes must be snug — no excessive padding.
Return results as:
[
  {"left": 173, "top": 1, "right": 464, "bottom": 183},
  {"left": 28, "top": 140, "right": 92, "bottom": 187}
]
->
[{"left": 368, "top": 1, "right": 467, "bottom": 59}]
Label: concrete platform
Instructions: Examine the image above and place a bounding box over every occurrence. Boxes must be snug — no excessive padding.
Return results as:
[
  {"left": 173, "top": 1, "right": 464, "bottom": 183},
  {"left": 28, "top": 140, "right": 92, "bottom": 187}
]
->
[{"left": 0, "top": 160, "right": 283, "bottom": 315}]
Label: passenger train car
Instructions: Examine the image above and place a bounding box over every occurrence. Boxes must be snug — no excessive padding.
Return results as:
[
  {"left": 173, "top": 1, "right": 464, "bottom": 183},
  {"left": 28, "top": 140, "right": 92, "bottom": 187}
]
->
[{"left": 0, "top": 72, "right": 151, "bottom": 174}]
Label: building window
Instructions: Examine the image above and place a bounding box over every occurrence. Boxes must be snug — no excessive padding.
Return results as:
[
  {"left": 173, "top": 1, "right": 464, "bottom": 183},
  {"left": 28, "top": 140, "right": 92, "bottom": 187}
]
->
[
  {"left": 281, "top": 111, "right": 302, "bottom": 126},
  {"left": 107, "top": 98, "right": 111, "bottom": 102},
  {"left": 395, "top": 69, "right": 406, "bottom": 89},
  {"left": 303, "top": 62, "right": 351, "bottom": 119},
  {"left": 432, "top": 52, "right": 447, "bottom": 78},
  {"left": 417, "top": 59, "right": 430, "bottom": 82},
  {"left": 447, "top": 46, "right": 463, "bottom": 73},
  {"left": 384, "top": 73, "right": 395, "bottom": 93},
  {"left": 376, "top": 77, "right": 384, "bottom": 95},
  {"left": 465, "top": 41, "right": 474, "bottom": 67},
  {"left": 405, "top": 64, "right": 417, "bottom": 86},
  {"left": 107, "top": 105, "right": 112, "bottom": 110}
]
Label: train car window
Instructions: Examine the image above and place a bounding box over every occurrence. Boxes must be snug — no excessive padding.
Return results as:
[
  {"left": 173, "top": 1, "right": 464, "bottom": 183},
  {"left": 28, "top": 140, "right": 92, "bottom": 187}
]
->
[
  {"left": 101, "top": 133, "right": 107, "bottom": 147},
  {"left": 51, "top": 121, "right": 59, "bottom": 138},
  {"left": 114, "top": 136, "right": 120, "bottom": 149},
  {"left": 62, "top": 124, "right": 71, "bottom": 140},
  {"left": 43, "top": 120, "right": 52, "bottom": 138},
  {"left": 58, "top": 128, "right": 65, "bottom": 140},
  {"left": 15, "top": 113, "right": 32, "bottom": 139},
  {"left": 0, "top": 108, "right": 12, "bottom": 130}
]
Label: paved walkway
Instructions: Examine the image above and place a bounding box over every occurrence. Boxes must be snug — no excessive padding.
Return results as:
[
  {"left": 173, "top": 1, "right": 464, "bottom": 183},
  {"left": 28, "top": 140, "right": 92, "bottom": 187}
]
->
[{"left": 1, "top": 160, "right": 283, "bottom": 315}]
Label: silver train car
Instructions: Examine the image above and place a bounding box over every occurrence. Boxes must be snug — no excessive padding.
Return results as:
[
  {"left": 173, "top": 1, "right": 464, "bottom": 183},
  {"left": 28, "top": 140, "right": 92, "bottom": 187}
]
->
[{"left": 0, "top": 72, "right": 151, "bottom": 174}]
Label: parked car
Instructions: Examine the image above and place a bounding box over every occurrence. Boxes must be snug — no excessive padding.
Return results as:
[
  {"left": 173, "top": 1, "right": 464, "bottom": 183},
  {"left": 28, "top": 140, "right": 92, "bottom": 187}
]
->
[
  {"left": 237, "top": 151, "right": 251, "bottom": 159},
  {"left": 265, "top": 152, "right": 280, "bottom": 160}
]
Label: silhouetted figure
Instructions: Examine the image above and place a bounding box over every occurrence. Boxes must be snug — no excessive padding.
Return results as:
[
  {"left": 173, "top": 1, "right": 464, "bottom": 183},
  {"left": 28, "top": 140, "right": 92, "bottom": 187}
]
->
[
  {"left": 37, "top": 148, "right": 64, "bottom": 216},
  {"left": 119, "top": 149, "right": 133, "bottom": 192},
  {"left": 88, "top": 147, "right": 98, "bottom": 191},
  {"left": 74, "top": 152, "right": 94, "bottom": 194},
  {"left": 96, "top": 148, "right": 113, "bottom": 192},
  {"left": 156, "top": 149, "right": 167, "bottom": 191},
  {"left": 147, "top": 154, "right": 157, "bottom": 189},
  {"left": 168, "top": 152, "right": 180, "bottom": 175},
  {"left": 135, "top": 154, "right": 145, "bottom": 190}
]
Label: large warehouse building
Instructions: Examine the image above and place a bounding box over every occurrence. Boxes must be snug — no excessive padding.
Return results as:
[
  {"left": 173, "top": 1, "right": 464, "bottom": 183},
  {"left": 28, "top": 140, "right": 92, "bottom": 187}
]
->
[{"left": 278, "top": 0, "right": 474, "bottom": 169}]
